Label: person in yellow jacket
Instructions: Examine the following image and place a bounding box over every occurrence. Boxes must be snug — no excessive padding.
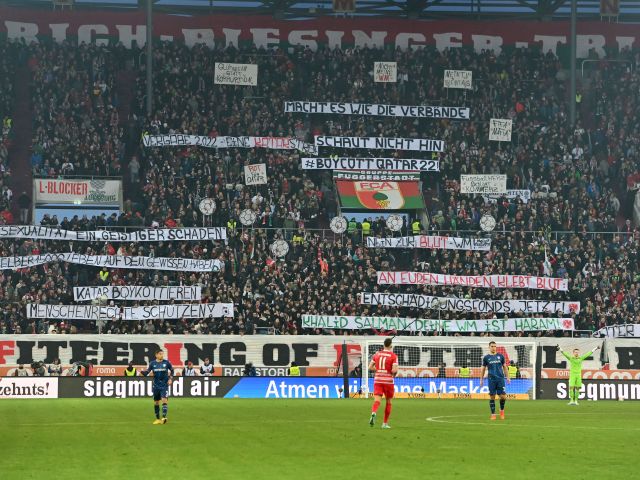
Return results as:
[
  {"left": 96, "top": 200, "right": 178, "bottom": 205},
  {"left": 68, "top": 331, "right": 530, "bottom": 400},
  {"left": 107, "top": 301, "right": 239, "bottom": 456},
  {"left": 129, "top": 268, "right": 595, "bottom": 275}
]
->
[
  {"left": 508, "top": 361, "right": 519, "bottom": 379},
  {"left": 459, "top": 364, "right": 471, "bottom": 378},
  {"left": 288, "top": 362, "right": 301, "bottom": 376},
  {"left": 361, "top": 219, "right": 371, "bottom": 236},
  {"left": 124, "top": 362, "right": 137, "bottom": 376},
  {"left": 412, "top": 219, "right": 421, "bottom": 235}
]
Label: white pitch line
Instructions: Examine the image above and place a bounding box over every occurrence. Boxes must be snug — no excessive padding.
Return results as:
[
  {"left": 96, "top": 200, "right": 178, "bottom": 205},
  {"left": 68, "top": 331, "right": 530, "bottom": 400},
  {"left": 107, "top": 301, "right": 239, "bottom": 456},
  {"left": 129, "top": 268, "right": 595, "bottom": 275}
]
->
[{"left": 426, "top": 412, "right": 639, "bottom": 431}]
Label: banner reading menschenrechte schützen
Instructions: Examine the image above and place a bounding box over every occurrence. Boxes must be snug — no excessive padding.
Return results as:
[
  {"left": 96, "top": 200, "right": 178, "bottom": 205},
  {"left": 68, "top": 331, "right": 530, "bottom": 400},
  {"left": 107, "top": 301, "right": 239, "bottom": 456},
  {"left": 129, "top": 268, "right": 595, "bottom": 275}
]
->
[
  {"left": 0, "top": 226, "right": 226, "bottom": 242},
  {"left": 302, "top": 315, "right": 574, "bottom": 332},
  {"left": 27, "top": 303, "right": 233, "bottom": 320},
  {"left": 359, "top": 292, "right": 580, "bottom": 314},
  {"left": 376, "top": 271, "right": 568, "bottom": 291},
  {"left": 73, "top": 286, "right": 202, "bottom": 302},
  {"left": 301, "top": 157, "right": 439, "bottom": 171},
  {"left": 366, "top": 236, "right": 491, "bottom": 251},
  {"left": 142, "top": 135, "right": 317, "bottom": 155},
  {"left": 0, "top": 254, "right": 222, "bottom": 272},
  {"left": 285, "top": 101, "right": 469, "bottom": 119}
]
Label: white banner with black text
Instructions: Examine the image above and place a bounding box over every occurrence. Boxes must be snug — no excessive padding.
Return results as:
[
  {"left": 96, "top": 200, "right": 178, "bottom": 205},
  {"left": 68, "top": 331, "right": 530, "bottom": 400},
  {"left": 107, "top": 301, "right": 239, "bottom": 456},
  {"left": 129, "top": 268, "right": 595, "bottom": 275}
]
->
[
  {"left": 284, "top": 101, "right": 470, "bottom": 119},
  {"left": 214, "top": 62, "right": 258, "bottom": 86},
  {"left": 301, "top": 157, "right": 439, "bottom": 171},
  {"left": 483, "top": 189, "right": 531, "bottom": 204},
  {"left": 142, "top": 135, "right": 317, "bottom": 155},
  {"left": 73, "top": 286, "right": 202, "bottom": 302},
  {"left": 0, "top": 226, "right": 226, "bottom": 242},
  {"left": 460, "top": 174, "right": 507, "bottom": 194},
  {"left": 315, "top": 136, "right": 444, "bottom": 152},
  {"left": 0, "top": 254, "right": 222, "bottom": 272},
  {"left": 366, "top": 235, "right": 491, "bottom": 251},
  {"left": 443, "top": 70, "right": 473, "bottom": 89},
  {"left": 376, "top": 271, "right": 568, "bottom": 291},
  {"left": 302, "top": 315, "right": 574, "bottom": 332},
  {"left": 26, "top": 303, "right": 233, "bottom": 320},
  {"left": 359, "top": 292, "right": 581, "bottom": 314}
]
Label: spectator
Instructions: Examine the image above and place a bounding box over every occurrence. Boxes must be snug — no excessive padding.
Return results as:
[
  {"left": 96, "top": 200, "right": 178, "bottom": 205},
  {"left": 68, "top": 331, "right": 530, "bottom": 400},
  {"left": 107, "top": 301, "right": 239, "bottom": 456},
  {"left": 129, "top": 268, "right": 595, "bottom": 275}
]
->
[
  {"left": 200, "top": 357, "right": 213, "bottom": 376},
  {"left": 13, "top": 364, "right": 30, "bottom": 377},
  {"left": 48, "top": 359, "right": 62, "bottom": 376},
  {"left": 183, "top": 361, "right": 197, "bottom": 377},
  {"left": 17, "top": 192, "right": 30, "bottom": 224}
]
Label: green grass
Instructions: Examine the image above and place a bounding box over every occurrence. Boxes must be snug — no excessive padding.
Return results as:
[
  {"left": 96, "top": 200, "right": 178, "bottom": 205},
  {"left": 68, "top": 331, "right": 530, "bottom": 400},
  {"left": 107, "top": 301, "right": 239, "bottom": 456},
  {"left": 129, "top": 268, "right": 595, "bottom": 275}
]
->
[{"left": 1, "top": 399, "right": 639, "bottom": 479}]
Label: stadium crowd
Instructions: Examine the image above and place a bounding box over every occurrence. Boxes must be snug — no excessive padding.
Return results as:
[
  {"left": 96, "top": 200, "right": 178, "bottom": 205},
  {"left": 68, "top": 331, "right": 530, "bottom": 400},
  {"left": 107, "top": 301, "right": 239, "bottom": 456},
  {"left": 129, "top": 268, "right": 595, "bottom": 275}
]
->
[{"left": 1, "top": 39, "right": 640, "bottom": 337}]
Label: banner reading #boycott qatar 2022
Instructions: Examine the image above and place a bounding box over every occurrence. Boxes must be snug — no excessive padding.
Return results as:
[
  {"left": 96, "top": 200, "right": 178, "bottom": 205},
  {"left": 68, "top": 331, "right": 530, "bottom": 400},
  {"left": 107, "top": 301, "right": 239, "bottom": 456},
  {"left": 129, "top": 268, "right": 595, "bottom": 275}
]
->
[
  {"left": 35, "top": 178, "right": 121, "bottom": 205},
  {"left": 336, "top": 180, "right": 425, "bottom": 210}
]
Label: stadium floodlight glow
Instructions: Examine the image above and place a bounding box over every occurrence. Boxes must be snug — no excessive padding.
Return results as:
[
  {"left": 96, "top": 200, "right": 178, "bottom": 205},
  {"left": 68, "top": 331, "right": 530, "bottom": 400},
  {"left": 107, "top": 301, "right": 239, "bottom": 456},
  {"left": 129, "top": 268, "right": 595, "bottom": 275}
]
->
[
  {"left": 199, "top": 198, "right": 216, "bottom": 215},
  {"left": 480, "top": 214, "right": 497, "bottom": 232},
  {"left": 330, "top": 216, "right": 348, "bottom": 234},
  {"left": 270, "top": 239, "right": 290, "bottom": 258},
  {"left": 239, "top": 209, "right": 257, "bottom": 226},
  {"left": 386, "top": 214, "right": 403, "bottom": 232}
]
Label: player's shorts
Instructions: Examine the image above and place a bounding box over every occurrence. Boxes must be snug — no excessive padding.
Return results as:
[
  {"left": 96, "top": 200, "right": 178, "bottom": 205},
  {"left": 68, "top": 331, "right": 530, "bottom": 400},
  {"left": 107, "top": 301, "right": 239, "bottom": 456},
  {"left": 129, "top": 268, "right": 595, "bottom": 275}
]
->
[
  {"left": 487, "top": 377, "right": 506, "bottom": 396},
  {"left": 153, "top": 386, "right": 169, "bottom": 401},
  {"left": 373, "top": 383, "right": 395, "bottom": 399},
  {"left": 569, "top": 374, "right": 582, "bottom": 388}
]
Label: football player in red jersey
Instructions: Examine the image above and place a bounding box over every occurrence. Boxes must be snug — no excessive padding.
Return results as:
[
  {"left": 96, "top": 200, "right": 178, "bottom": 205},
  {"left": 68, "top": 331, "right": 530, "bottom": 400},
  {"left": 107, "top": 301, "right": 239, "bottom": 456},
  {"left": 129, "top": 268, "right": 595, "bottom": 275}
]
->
[{"left": 369, "top": 338, "right": 398, "bottom": 429}]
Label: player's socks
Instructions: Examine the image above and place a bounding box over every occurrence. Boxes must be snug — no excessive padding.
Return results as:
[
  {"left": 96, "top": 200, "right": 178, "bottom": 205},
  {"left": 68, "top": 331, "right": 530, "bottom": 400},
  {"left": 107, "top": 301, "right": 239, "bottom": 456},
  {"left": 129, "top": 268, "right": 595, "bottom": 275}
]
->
[
  {"left": 489, "top": 399, "right": 496, "bottom": 414},
  {"left": 499, "top": 399, "right": 505, "bottom": 412},
  {"left": 154, "top": 405, "right": 160, "bottom": 419},
  {"left": 383, "top": 403, "right": 392, "bottom": 424},
  {"left": 162, "top": 404, "right": 168, "bottom": 418},
  {"left": 372, "top": 400, "right": 381, "bottom": 414},
  {"left": 369, "top": 412, "right": 376, "bottom": 427}
]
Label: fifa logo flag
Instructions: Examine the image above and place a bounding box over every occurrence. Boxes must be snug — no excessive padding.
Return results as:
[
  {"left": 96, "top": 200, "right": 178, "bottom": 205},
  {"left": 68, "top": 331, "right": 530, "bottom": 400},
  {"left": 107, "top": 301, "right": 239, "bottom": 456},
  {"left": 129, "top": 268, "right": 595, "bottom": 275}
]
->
[{"left": 335, "top": 180, "right": 425, "bottom": 210}]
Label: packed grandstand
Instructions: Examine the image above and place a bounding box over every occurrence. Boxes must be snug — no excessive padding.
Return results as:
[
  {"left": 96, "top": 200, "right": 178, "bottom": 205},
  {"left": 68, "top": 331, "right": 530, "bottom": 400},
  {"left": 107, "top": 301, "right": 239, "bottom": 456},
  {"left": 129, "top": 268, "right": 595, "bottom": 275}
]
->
[{"left": 0, "top": 7, "right": 639, "bottom": 340}]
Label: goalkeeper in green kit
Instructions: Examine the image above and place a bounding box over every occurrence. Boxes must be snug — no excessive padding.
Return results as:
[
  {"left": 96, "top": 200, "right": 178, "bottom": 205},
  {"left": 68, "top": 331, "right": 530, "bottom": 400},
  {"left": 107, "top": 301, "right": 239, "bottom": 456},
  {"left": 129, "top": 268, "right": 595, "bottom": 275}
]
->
[{"left": 556, "top": 344, "right": 600, "bottom": 405}]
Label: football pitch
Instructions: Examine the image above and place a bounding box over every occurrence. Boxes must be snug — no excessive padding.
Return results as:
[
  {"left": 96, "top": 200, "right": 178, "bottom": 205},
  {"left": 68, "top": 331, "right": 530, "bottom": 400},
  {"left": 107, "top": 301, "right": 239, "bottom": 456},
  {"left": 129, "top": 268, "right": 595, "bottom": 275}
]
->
[{"left": 1, "top": 399, "right": 638, "bottom": 479}]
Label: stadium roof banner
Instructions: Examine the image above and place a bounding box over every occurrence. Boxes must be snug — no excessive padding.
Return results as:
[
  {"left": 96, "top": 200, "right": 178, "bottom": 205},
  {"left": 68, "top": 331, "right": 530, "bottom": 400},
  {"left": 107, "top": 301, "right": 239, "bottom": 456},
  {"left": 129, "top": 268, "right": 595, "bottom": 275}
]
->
[
  {"left": 142, "top": 135, "right": 318, "bottom": 155},
  {"left": 34, "top": 178, "right": 121, "bottom": 205},
  {"left": 376, "top": 271, "right": 569, "bottom": 291},
  {"left": 336, "top": 180, "right": 425, "bottom": 210},
  {"left": 1, "top": 8, "right": 638, "bottom": 58},
  {"left": 359, "top": 292, "right": 581, "bottom": 314},
  {"left": 26, "top": 304, "right": 234, "bottom": 321},
  {"left": 302, "top": 157, "right": 439, "bottom": 171},
  {"left": 315, "top": 136, "right": 444, "bottom": 152},
  {"left": 301, "top": 315, "right": 575, "bottom": 333},
  {"left": 0, "top": 254, "right": 223, "bottom": 272},
  {"left": 0, "top": 226, "right": 226, "bottom": 242},
  {"left": 366, "top": 235, "right": 491, "bottom": 251},
  {"left": 73, "top": 286, "right": 202, "bottom": 302},
  {"left": 285, "top": 102, "right": 469, "bottom": 120}
]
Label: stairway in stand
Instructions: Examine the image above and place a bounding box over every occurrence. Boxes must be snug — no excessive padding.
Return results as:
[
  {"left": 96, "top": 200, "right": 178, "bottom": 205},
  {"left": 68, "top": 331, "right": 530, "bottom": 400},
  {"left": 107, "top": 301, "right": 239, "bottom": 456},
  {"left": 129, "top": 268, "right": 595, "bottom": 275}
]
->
[{"left": 8, "top": 64, "right": 33, "bottom": 223}]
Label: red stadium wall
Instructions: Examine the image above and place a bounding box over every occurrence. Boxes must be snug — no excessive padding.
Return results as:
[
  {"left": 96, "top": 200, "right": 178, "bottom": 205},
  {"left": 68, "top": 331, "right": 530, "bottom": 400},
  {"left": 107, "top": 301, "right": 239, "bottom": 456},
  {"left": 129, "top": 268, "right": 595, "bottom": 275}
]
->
[{"left": 0, "top": 7, "right": 638, "bottom": 57}]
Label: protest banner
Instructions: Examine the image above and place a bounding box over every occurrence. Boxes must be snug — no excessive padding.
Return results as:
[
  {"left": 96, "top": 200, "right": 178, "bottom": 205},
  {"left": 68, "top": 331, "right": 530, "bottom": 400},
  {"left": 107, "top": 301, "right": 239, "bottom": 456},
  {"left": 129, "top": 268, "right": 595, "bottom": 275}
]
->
[
  {"left": 301, "top": 157, "right": 439, "bottom": 171},
  {"left": 214, "top": 62, "right": 258, "bottom": 86},
  {"left": 489, "top": 118, "right": 513, "bottom": 141},
  {"left": 34, "top": 178, "right": 121, "bottom": 204},
  {"left": 0, "top": 226, "right": 226, "bottom": 242},
  {"left": 73, "top": 286, "right": 202, "bottom": 302},
  {"left": 0, "top": 254, "right": 222, "bottom": 272},
  {"left": 460, "top": 174, "right": 507, "bottom": 194},
  {"left": 301, "top": 315, "right": 574, "bottom": 332},
  {"left": 374, "top": 62, "right": 397, "bottom": 82},
  {"left": 315, "top": 136, "right": 444, "bottom": 152},
  {"left": 26, "top": 303, "right": 234, "bottom": 320},
  {"left": 483, "top": 189, "right": 531, "bottom": 204},
  {"left": 284, "top": 101, "right": 469, "bottom": 119},
  {"left": 593, "top": 324, "right": 640, "bottom": 338},
  {"left": 142, "top": 135, "right": 318, "bottom": 155},
  {"left": 366, "top": 235, "right": 491, "bottom": 251},
  {"left": 244, "top": 163, "right": 267, "bottom": 185},
  {"left": 376, "top": 271, "right": 568, "bottom": 291},
  {"left": 359, "top": 292, "right": 580, "bottom": 314},
  {"left": 443, "top": 69, "right": 473, "bottom": 89}
]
